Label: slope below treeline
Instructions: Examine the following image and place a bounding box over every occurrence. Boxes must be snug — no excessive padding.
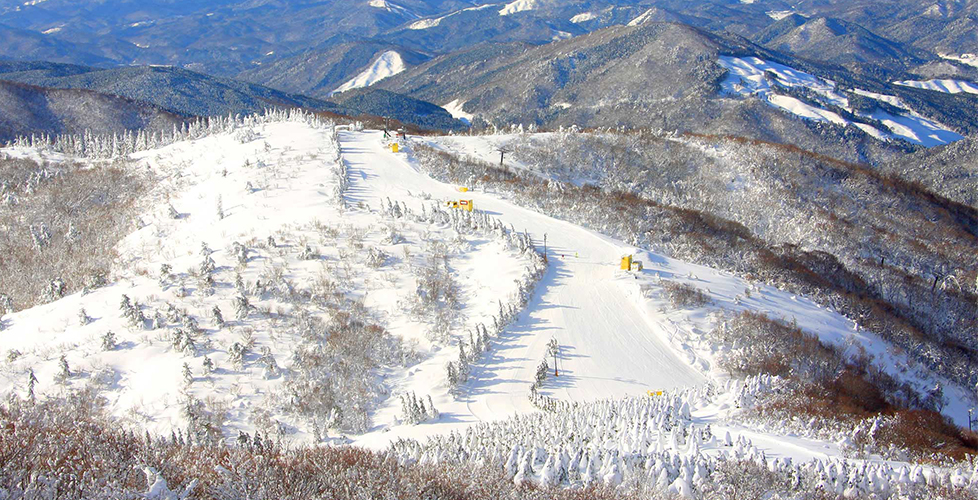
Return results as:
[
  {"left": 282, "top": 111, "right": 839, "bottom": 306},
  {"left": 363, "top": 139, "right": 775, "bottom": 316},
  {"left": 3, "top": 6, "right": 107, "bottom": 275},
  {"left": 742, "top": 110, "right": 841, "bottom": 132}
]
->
[{"left": 0, "top": 79, "right": 182, "bottom": 141}]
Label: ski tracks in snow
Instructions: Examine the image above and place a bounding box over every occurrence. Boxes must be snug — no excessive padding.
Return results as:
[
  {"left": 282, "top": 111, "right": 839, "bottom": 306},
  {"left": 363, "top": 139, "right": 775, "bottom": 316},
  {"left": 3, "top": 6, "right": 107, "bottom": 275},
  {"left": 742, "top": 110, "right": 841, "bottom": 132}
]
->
[{"left": 339, "top": 130, "right": 705, "bottom": 427}]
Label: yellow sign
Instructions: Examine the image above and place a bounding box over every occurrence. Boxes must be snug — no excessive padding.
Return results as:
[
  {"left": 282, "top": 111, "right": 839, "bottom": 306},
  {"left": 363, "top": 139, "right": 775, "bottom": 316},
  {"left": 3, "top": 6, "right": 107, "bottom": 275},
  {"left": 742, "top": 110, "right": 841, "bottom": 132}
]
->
[
  {"left": 621, "top": 255, "right": 632, "bottom": 270},
  {"left": 647, "top": 390, "right": 663, "bottom": 397},
  {"left": 458, "top": 186, "right": 469, "bottom": 192},
  {"left": 391, "top": 143, "right": 400, "bottom": 153},
  {"left": 446, "top": 199, "right": 474, "bottom": 211}
]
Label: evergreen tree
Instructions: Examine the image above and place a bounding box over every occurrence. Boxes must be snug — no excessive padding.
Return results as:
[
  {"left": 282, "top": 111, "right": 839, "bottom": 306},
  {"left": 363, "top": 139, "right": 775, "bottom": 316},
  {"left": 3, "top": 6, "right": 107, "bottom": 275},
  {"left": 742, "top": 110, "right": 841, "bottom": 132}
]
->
[
  {"left": 27, "top": 368, "right": 37, "bottom": 402},
  {"left": 78, "top": 308, "right": 90, "bottom": 326},
  {"left": 101, "top": 331, "right": 117, "bottom": 351},
  {"left": 212, "top": 305, "right": 225, "bottom": 328},
  {"left": 447, "top": 362, "right": 459, "bottom": 391},
  {"left": 57, "top": 355, "right": 70, "bottom": 383},
  {"left": 234, "top": 294, "right": 250, "bottom": 319},
  {"left": 457, "top": 342, "right": 468, "bottom": 382}
]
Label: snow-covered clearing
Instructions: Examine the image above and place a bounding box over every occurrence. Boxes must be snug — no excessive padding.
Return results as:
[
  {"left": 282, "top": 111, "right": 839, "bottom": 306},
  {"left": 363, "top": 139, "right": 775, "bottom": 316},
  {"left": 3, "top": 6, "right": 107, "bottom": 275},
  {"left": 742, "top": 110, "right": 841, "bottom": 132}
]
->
[
  {"left": 442, "top": 99, "right": 475, "bottom": 124},
  {"left": 332, "top": 51, "right": 405, "bottom": 95},
  {"left": 499, "top": 0, "right": 540, "bottom": 16},
  {"left": 0, "top": 117, "right": 536, "bottom": 444},
  {"left": 367, "top": 0, "right": 416, "bottom": 17},
  {"left": 570, "top": 12, "right": 596, "bottom": 23},
  {"left": 895, "top": 78, "right": 978, "bottom": 95},
  {"left": 627, "top": 9, "right": 655, "bottom": 27},
  {"left": 718, "top": 55, "right": 964, "bottom": 147},
  {"left": 766, "top": 10, "right": 795, "bottom": 20},
  {"left": 408, "top": 4, "right": 493, "bottom": 30},
  {"left": 941, "top": 53, "right": 978, "bottom": 69}
]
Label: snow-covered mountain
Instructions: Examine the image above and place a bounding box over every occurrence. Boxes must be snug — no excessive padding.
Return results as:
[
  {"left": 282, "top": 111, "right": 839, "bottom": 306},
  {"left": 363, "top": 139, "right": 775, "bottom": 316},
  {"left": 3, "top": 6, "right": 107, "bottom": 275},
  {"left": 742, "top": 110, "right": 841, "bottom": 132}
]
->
[
  {"left": 3, "top": 112, "right": 978, "bottom": 497},
  {"left": 5, "top": 0, "right": 978, "bottom": 496}
]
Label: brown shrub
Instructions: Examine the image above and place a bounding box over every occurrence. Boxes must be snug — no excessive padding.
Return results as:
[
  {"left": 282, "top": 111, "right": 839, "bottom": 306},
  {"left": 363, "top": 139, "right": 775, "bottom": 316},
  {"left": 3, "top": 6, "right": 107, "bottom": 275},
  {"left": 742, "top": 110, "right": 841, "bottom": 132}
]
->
[
  {"left": 0, "top": 391, "right": 638, "bottom": 500},
  {"left": 0, "top": 157, "right": 147, "bottom": 311},
  {"left": 661, "top": 280, "right": 711, "bottom": 308}
]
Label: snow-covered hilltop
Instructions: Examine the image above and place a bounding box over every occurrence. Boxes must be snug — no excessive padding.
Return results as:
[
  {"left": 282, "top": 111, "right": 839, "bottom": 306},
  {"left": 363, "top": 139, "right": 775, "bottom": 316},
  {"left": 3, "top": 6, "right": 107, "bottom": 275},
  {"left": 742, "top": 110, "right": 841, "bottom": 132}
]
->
[{"left": 1, "top": 113, "right": 976, "bottom": 498}]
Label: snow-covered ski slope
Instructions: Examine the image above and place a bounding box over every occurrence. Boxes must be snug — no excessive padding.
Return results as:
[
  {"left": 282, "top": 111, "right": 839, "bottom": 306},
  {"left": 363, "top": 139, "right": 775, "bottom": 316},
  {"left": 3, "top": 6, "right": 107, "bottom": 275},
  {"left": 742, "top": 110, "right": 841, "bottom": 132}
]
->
[
  {"left": 418, "top": 132, "right": 972, "bottom": 430},
  {"left": 344, "top": 130, "right": 706, "bottom": 446},
  {"left": 3, "top": 118, "right": 972, "bottom": 472},
  {"left": 332, "top": 51, "right": 405, "bottom": 95}
]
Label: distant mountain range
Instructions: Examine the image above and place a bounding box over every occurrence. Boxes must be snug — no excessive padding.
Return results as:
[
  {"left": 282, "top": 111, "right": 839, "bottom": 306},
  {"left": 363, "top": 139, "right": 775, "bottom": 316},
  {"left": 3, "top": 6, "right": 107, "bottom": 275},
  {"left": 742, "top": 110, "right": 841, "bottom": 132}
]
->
[
  {"left": 379, "top": 20, "right": 978, "bottom": 162},
  {"left": 0, "top": 61, "right": 344, "bottom": 117},
  {"left": 0, "top": 60, "right": 466, "bottom": 140},
  {"left": 1, "top": 0, "right": 978, "bottom": 157},
  {"left": 3, "top": 0, "right": 978, "bottom": 89}
]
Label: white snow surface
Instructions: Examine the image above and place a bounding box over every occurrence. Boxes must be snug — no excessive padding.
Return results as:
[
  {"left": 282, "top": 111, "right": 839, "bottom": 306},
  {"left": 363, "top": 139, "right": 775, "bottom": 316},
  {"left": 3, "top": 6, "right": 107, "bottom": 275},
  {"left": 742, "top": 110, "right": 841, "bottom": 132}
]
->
[
  {"left": 499, "top": 0, "right": 540, "bottom": 16},
  {"left": 941, "top": 53, "right": 978, "bottom": 69},
  {"left": 0, "top": 119, "right": 536, "bottom": 445},
  {"left": 627, "top": 9, "right": 655, "bottom": 26},
  {"left": 718, "top": 55, "right": 964, "bottom": 147},
  {"left": 367, "top": 0, "right": 416, "bottom": 17},
  {"left": 766, "top": 10, "right": 795, "bottom": 20},
  {"left": 895, "top": 78, "right": 978, "bottom": 95},
  {"left": 408, "top": 17, "right": 441, "bottom": 29},
  {"left": 422, "top": 132, "right": 975, "bottom": 433},
  {"left": 442, "top": 99, "right": 474, "bottom": 124},
  {"left": 408, "top": 4, "right": 493, "bottom": 30},
  {"left": 570, "top": 12, "right": 596, "bottom": 23},
  {"left": 332, "top": 51, "right": 405, "bottom": 95},
  {"left": 2, "top": 118, "right": 974, "bottom": 478}
]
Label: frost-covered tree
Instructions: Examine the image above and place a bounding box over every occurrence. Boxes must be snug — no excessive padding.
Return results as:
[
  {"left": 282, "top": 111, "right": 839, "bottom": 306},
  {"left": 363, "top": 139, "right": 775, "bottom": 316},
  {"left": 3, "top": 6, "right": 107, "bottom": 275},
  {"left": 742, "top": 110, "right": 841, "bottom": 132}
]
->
[
  {"left": 56, "top": 355, "right": 70, "bottom": 383},
  {"left": 233, "top": 294, "right": 250, "bottom": 320},
  {"left": 27, "top": 368, "right": 37, "bottom": 402},
  {"left": 199, "top": 255, "right": 216, "bottom": 275},
  {"left": 159, "top": 263, "right": 173, "bottom": 287},
  {"left": 212, "top": 305, "right": 225, "bottom": 328},
  {"left": 119, "top": 294, "right": 145, "bottom": 328},
  {"left": 259, "top": 347, "right": 278, "bottom": 379},
  {"left": 534, "top": 360, "right": 549, "bottom": 388},
  {"left": 44, "top": 278, "right": 66, "bottom": 303},
  {"left": 447, "top": 362, "right": 459, "bottom": 392},
  {"left": 101, "top": 331, "right": 116, "bottom": 351},
  {"left": 228, "top": 341, "right": 247, "bottom": 369},
  {"left": 231, "top": 242, "right": 248, "bottom": 266},
  {"left": 77, "top": 308, "right": 90, "bottom": 326},
  {"left": 457, "top": 342, "right": 469, "bottom": 383}
]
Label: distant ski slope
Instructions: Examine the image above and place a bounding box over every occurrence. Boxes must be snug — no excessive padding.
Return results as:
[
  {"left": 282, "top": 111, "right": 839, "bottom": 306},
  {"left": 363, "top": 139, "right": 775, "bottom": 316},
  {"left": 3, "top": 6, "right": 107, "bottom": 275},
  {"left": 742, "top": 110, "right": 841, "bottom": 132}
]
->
[{"left": 332, "top": 51, "right": 405, "bottom": 95}]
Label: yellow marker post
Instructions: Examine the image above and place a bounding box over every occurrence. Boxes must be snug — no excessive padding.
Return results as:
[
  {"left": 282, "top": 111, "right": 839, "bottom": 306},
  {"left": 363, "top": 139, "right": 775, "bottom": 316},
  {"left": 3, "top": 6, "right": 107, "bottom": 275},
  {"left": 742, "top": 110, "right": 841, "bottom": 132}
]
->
[
  {"left": 391, "top": 143, "right": 400, "bottom": 153},
  {"left": 620, "top": 255, "right": 633, "bottom": 271}
]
